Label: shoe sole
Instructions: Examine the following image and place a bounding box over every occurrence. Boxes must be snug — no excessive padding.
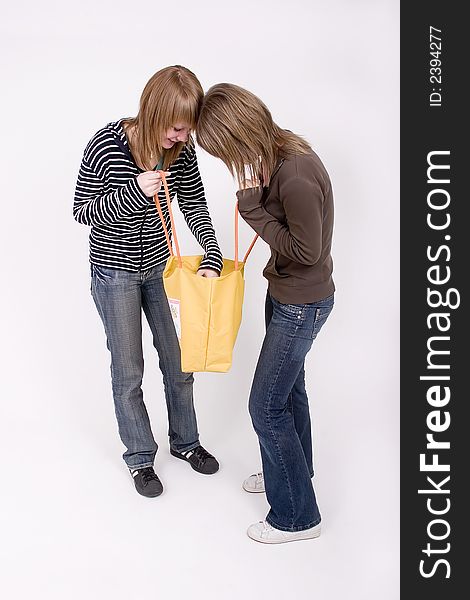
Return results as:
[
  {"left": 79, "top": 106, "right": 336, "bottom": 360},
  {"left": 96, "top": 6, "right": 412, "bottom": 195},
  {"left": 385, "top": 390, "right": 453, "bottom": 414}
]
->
[
  {"left": 247, "top": 528, "right": 321, "bottom": 544},
  {"left": 170, "top": 448, "right": 219, "bottom": 475}
]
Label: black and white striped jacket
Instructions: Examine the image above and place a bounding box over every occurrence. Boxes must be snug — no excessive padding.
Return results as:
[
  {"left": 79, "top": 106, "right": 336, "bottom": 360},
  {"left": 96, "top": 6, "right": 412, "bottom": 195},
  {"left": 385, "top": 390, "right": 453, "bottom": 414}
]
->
[{"left": 73, "top": 119, "right": 223, "bottom": 273}]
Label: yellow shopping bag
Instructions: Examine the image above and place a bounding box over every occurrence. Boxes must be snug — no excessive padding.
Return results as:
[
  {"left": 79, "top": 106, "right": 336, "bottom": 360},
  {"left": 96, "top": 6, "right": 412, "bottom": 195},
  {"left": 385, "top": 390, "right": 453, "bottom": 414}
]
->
[{"left": 154, "top": 172, "right": 257, "bottom": 373}]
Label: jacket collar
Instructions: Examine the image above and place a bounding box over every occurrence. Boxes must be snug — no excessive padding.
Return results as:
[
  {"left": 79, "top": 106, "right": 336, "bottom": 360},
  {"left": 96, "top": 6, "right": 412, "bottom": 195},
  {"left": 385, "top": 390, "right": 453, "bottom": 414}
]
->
[{"left": 271, "top": 158, "right": 285, "bottom": 179}]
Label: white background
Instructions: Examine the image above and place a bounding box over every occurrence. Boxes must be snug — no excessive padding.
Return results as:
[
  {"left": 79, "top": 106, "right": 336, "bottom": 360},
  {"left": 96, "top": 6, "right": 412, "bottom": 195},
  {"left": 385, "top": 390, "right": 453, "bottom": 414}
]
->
[{"left": 0, "top": 1, "right": 399, "bottom": 598}]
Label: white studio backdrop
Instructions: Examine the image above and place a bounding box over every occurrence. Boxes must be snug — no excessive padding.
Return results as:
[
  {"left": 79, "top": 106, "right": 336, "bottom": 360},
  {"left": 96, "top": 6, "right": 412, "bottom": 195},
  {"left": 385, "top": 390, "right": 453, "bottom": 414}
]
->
[{"left": 0, "top": 1, "right": 399, "bottom": 599}]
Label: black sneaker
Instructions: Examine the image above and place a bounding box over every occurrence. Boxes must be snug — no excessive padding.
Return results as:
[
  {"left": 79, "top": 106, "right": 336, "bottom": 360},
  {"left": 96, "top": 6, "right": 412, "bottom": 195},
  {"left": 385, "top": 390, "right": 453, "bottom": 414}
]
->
[
  {"left": 170, "top": 445, "right": 219, "bottom": 475},
  {"left": 130, "top": 467, "right": 163, "bottom": 497}
]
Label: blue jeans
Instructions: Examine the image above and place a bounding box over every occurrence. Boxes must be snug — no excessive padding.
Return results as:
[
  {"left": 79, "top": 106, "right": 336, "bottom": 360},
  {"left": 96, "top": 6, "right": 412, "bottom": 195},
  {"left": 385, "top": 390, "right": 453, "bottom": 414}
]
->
[
  {"left": 91, "top": 262, "right": 200, "bottom": 470},
  {"left": 249, "top": 291, "right": 334, "bottom": 531}
]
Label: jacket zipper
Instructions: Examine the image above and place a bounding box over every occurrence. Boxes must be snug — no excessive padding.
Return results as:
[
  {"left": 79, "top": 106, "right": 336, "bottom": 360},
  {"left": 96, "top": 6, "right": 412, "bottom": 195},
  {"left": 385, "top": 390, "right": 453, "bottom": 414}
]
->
[
  {"left": 139, "top": 206, "right": 149, "bottom": 271},
  {"left": 270, "top": 158, "right": 285, "bottom": 182}
]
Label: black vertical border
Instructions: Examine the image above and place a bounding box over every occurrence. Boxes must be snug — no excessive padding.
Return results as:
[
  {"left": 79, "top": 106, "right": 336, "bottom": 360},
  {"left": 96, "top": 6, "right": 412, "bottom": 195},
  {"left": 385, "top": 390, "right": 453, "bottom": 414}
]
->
[{"left": 401, "top": 2, "right": 466, "bottom": 598}]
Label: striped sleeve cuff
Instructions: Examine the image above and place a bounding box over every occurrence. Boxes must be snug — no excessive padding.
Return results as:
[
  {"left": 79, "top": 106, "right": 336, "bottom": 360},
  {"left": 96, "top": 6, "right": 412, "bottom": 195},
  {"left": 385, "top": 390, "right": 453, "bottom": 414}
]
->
[
  {"left": 126, "top": 176, "right": 154, "bottom": 207},
  {"left": 199, "top": 251, "right": 223, "bottom": 273}
]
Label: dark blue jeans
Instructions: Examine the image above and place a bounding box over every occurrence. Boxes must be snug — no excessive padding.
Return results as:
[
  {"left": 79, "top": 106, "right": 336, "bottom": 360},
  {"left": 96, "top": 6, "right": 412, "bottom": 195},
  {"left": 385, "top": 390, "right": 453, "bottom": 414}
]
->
[
  {"left": 91, "top": 262, "right": 200, "bottom": 470},
  {"left": 249, "top": 291, "right": 334, "bottom": 531}
]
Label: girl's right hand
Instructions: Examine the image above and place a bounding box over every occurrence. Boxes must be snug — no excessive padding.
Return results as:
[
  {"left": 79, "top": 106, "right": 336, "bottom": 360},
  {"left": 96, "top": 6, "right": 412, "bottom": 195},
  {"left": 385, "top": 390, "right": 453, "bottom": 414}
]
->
[{"left": 137, "top": 171, "right": 171, "bottom": 196}]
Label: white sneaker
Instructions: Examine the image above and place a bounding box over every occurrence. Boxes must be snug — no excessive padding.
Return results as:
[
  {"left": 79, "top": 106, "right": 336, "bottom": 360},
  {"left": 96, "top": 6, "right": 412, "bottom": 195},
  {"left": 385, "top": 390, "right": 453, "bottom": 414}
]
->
[
  {"left": 247, "top": 520, "right": 321, "bottom": 544},
  {"left": 242, "top": 472, "right": 265, "bottom": 493}
]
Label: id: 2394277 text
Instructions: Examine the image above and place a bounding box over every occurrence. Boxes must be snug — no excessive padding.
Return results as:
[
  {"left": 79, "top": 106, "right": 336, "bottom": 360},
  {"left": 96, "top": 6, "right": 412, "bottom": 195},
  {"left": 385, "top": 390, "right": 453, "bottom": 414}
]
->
[{"left": 429, "top": 26, "right": 443, "bottom": 107}]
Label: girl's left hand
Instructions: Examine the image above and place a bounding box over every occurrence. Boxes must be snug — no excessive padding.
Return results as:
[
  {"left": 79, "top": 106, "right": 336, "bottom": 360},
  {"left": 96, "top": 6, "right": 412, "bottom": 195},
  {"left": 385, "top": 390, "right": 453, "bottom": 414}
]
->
[
  {"left": 241, "top": 178, "right": 261, "bottom": 190},
  {"left": 197, "top": 268, "right": 220, "bottom": 278}
]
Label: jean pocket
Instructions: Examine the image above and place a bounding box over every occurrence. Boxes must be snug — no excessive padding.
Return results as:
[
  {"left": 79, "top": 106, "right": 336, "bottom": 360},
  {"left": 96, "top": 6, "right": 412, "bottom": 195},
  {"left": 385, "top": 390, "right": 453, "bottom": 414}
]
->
[
  {"left": 153, "top": 261, "right": 167, "bottom": 275},
  {"left": 312, "top": 303, "right": 334, "bottom": 339},
  {"left": 276, "top": 301, "right": 307, "bottom": 320},
  {"left": 91, "top": 264, "right": 119, "bottom": 285}
]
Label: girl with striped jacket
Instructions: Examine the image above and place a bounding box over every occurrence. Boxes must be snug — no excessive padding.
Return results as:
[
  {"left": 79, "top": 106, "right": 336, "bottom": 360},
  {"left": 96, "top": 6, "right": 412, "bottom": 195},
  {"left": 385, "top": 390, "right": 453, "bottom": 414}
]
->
[{"left": 74, "top": 66, "right": 221, "bottom": 497}]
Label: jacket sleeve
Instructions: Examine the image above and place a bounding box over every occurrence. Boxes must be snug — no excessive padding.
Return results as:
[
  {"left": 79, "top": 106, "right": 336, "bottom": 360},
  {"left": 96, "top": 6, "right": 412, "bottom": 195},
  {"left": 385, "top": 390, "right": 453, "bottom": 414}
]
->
[
  {"left": 73, "top": 151, "right": 150, "bottom": 227},
  {"left": 176, "top": 147, "right": 223, "bottom": 273},
  {"left": 236, "top": 176, "right": 324, "bottom": 266}
]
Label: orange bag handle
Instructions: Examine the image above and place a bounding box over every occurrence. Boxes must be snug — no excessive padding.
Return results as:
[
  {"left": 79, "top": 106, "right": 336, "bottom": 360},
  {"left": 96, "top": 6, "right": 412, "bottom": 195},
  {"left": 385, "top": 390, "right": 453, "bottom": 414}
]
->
[
  {"left": 153, "top": 171, "right": 182, "bottom": 268},
  {"left": 154, "top": 171, "right": 258, "bottom": 270},
  {"left": 234, "top": 202, "right": 258, "bottom": 270}
]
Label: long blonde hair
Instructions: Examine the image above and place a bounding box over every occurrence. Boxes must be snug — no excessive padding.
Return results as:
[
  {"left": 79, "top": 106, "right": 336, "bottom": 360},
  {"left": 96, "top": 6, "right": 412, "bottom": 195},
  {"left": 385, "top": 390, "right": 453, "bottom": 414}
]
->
[
  {"left": 196, "top": 83, "right": 311, "bottom": 187},
  {"left": 123, "top": 65, "right": 203, "bottom": 170}
]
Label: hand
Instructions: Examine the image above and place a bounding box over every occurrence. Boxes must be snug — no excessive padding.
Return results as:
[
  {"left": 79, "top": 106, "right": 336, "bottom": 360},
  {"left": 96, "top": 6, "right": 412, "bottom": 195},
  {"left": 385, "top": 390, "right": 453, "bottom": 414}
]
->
[
  {"left": 137, "top": 171, "right": 171, "bottom": 197},
  {"left": 197, "top": 268, "right": 220, "bottom": 278},
  {"left": 240, "top": 160, "right": 264, "bottom": 190},
  {"left": 240, "top": 177, "right": 261, "bottom": 191}
]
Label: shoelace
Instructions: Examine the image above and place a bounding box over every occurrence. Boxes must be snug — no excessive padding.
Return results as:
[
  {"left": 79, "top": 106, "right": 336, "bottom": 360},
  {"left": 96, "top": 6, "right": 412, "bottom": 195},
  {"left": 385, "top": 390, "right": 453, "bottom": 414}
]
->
[
  {"left": 140, "top": 468, "right": 160, "bottom": 485},
  {"left": 260, "top": 521, "right": 274, "bottom": 537},
  {"left": 192, "top": 446, "right": 213, "bottom": 465}
]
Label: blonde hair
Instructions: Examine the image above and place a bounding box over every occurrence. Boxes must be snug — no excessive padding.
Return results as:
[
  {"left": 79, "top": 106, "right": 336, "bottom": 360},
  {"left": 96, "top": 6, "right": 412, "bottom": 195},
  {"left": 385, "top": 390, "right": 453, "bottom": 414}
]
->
[
  {"left": 123, "top": 65, "right": 203, "bottom": 170},
  {"left": 196, "top": 83, "right": 311, "bottom": 187}
]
